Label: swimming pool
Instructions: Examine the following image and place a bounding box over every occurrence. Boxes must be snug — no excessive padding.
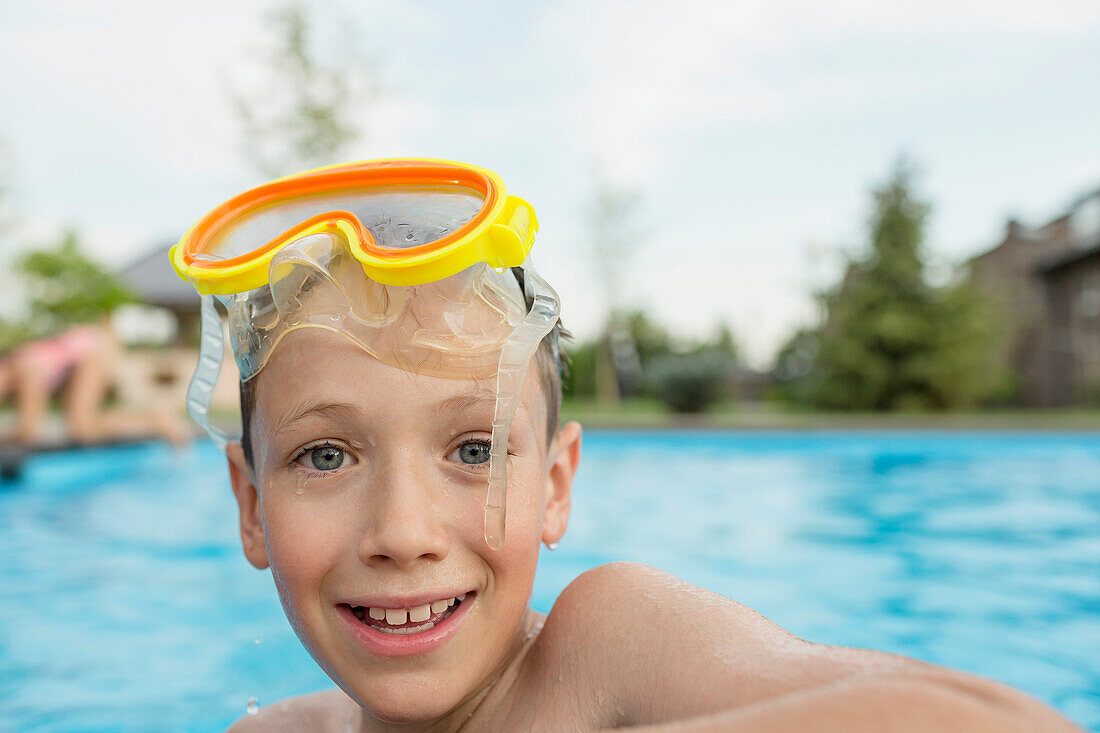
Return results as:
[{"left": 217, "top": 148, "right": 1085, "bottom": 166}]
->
[{"left": 1, "top": 431, "right": 1097, "bottom": 731}]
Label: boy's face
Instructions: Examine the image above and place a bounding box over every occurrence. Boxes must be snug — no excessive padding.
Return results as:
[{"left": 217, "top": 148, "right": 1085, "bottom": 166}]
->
[{"left": 225, "top": 328, "right": 578, "bottom": 723}]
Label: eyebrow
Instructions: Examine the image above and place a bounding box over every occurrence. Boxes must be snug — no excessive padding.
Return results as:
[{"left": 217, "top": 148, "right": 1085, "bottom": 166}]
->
[
  {"left": 270, "top": 400, "right": 362, "bottom": 436},
  {"left": 433, "top": 389, "right": 497, "bottom": 416}
]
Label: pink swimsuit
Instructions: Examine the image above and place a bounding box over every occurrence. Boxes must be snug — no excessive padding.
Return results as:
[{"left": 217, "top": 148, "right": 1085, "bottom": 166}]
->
[{"left": 15, "top": 326, "right": 100, "bottom": 392}]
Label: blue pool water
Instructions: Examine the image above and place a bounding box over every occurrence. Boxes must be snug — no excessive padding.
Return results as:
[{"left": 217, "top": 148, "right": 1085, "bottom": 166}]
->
[{"left": 1, "top": 431, "right": 1098, "bottom": 731}]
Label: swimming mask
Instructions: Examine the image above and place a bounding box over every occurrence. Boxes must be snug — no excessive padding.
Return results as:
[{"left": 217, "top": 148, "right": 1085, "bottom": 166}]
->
[{"left": 169, "top": 158, "right": 561, "bottom": 549}]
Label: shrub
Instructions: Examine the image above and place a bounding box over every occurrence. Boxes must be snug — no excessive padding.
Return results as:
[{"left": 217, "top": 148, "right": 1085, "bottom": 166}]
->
[{"left": 647, "top": 350, "right": 735, "bottom": 413}]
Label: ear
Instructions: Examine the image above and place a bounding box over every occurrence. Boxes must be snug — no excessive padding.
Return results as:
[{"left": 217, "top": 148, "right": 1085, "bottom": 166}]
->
[
  {"left": 226, "top": 440, "right": 270, "bottom": 570},
  {"left": 542, "top": 420, "right": 582, "bottom": 546}
]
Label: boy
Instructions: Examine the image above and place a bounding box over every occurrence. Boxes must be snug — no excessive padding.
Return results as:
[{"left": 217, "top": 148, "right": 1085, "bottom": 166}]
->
[{"left": 171, "top": 159, "right": 1081, "bottom": 732}]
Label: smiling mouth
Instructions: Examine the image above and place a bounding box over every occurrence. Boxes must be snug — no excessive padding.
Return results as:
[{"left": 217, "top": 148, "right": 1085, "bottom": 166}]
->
[{"left": 343, "top": 593, "right": 472, "bottom": 636}]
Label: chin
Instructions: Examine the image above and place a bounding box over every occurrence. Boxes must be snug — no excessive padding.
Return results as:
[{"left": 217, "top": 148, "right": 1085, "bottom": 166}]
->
[{"left": 342, "top": 670, "right": 467, "bottom": 723}]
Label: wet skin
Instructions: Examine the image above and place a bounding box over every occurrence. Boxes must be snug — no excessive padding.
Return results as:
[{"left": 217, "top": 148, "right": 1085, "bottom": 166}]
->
[
  {"left": 226, "top": 328, "right": 578, "bottom": 729},
  {"left": 226, "top": 329, "right": 1084, "bottom": 732}
]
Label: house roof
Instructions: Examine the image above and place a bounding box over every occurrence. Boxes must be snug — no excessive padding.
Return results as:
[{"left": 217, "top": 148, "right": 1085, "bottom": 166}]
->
[
  {"left": 969, "top": 185, "right": 1100, "bottom": 269},
  {"left": 116, "top": 243, "right": 199, "bottom": 314},
  {"left": 1037, "top": 237, "right": 1100, "bottom": 275}
]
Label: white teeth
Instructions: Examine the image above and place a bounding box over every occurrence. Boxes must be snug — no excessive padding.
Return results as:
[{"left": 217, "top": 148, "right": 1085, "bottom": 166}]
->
[
  {"left": 356, "top": 593, "right": 469, "bottom": 626},
  {"left": 374, "top": 620, "right": 435, "bottom": 635}
]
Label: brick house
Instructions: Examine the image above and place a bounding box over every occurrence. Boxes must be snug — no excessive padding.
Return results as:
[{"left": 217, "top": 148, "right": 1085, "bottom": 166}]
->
[{"left": 968, "top": 188, "right": 1100, "bottom": 406}]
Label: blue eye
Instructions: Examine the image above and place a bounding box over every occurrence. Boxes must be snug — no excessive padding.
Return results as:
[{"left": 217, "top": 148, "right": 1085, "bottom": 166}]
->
[
  {"left": 298, "top": 444, "right": 347, "bottom": 471},
  {"left": 457, "top": 440, "right": 490, "bottom": 465}
]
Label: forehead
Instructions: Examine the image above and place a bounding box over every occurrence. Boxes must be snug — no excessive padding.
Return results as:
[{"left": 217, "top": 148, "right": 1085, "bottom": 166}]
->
[{"left": 251, "top": 328, "right": 547, "bottom": 427}]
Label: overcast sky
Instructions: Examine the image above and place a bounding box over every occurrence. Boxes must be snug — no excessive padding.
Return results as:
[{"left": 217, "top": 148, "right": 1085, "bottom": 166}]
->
[{"left": 2, "top": 0, "right": 1097, "bottom": 366}]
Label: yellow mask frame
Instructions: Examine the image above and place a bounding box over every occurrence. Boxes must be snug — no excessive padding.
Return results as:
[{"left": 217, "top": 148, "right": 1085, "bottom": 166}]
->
[{"left": 169, "top": 158, "right": 538, "bottom": 294}]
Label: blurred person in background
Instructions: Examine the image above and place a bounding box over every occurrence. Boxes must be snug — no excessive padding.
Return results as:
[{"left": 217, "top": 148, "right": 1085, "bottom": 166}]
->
[{"left": 0, "top": 318, "right": 190, "bottom": 448}]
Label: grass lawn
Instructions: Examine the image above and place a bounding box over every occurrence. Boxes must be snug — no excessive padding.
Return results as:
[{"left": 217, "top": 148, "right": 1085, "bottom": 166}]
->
[{"left": 8, "top": 401, "right": 1100, "bottom": 438}]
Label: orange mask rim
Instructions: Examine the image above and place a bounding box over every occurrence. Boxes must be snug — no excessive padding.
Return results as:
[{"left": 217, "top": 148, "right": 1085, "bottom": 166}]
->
[{"left": 179, "top": 159, "right": 499, "bottom": 271}]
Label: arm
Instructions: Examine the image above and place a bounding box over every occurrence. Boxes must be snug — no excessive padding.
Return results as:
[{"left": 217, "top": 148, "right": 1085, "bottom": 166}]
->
[
  {"left": 600, "top": 667, "right": 1084, "bottom": 732},
  {"left": 546, "top": 562, "right": 1082, "bottom": 733}
]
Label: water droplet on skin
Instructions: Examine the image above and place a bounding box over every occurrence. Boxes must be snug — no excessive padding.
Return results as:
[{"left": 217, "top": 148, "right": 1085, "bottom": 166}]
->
[
  {"left": 295, "top": 487, "right": 304, "bottom": 496},
  {"left": 246, "top": 697, "right": 259, "bottom": 716}
]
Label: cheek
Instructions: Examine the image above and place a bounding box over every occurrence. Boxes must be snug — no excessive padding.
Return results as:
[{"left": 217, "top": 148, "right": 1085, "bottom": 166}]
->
[
  {"left": 260, "top": 495, "right": 354, "bottom": 664},
  {"left": 492, "top": 469, "right": 548, "bottom": 575},
  {"left": 509, "top": 459, "right": 548, "bottom": 530},
  {"left": 262, "top": 495, "right": 346, "bottom": 600}
]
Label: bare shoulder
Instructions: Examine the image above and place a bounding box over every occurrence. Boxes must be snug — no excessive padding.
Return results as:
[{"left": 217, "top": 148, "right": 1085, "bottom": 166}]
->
[
  {"left": 226, "top": 689, "right": 360, "bottom": 732},
  {"left": 537, "top": 562, "right": 1070, "bottom": 729},
  {"left": 542, "top": 561, "right": 807, "bottom": 662},
  {"left": 533, "top": 562, "right": 817, "bottom": 726}
]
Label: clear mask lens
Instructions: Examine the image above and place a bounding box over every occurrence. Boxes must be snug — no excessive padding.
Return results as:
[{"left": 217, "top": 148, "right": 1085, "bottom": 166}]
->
[
  {"left": 203, "top": 186, "right": 485, "bottom": 260},
  {"left": 223, "top": 234, "right": 528, "bottom": 382}
]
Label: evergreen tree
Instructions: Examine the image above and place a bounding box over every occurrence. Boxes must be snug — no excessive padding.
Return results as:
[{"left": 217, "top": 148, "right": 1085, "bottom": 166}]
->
[{"left": 808, "top": 159, "right": 1002, "bottom": 410}]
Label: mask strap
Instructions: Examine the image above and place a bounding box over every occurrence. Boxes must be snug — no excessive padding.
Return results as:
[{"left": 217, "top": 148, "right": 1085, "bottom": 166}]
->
[
  {"left": 186, "top": 294, "right": 229, "bottom": 450},
  {"left": 512, "top": 265, "right": 562, "bottom": 372},
  {"left": 485, "top": 268, "right": 560, "bottom": 550}
]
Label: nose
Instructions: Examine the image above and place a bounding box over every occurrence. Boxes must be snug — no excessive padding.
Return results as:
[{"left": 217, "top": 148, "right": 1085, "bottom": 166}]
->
[{"left": 356, "top": 449, "right": 450, "bottom": 569}]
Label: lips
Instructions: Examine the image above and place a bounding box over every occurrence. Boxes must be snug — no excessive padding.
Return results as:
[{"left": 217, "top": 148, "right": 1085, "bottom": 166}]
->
[{"left": 337, "top": 591, "right": 476, "bottom": 657}]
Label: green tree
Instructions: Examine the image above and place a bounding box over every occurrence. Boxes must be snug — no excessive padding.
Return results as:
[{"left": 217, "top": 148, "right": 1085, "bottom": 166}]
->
[
  {"left": 805, "top": 159, "right": 1003, "bottom": 410},
  {"left": 646, "top": 322, "right": 739, "bottom": 413},
  {"left": 623, "top": 309, "right": 673, "bottom": 366},
  {"left": 562, "top": 310, "right": 665, "bottom": 400},
  {"left": 561, "top": 339, "right": 598, "bottom": 398},
  {"left": 647, "top": 350, "right": 735, "bottom": 413},
  {"left": 18, "top": 230, "right": 134, "bottom": 337},
  {"left": 231, "top": 2, "right": 376, "bottom": 178},
  {"left": 771, "top": 328, "right": 820, "bottom": 405},
  {"left": 562, "top": 309, "right": 741, "bottom": 412}
]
